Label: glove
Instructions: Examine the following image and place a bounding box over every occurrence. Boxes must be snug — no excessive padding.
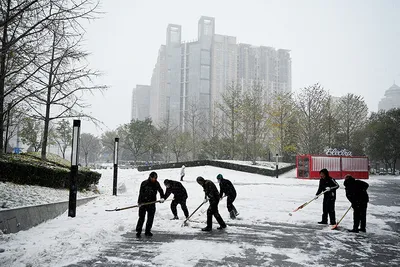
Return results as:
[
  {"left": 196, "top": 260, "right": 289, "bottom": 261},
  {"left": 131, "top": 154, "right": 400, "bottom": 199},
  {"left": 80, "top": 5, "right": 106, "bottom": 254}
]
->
[
  {"left": 159, "top": 198, "right": 165, "bottom": 203},
  {"left": 325, "top": 187, "right": 331, "bottom": 191},
  {"left": 203, "top": 197, "right": 209, "bottom": 203}
]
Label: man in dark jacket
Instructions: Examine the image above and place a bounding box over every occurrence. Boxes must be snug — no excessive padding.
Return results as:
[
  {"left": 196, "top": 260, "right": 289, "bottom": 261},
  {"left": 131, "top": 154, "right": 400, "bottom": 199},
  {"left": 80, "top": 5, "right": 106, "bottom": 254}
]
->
[
  {"left": 164, "top": 179, "right": 189, "bottom": 220},
  {"left": 196, "top": 176, "right": 227, "bottom": 231},
  {"left": 344, "top": 174, "right": 369, "bottom": 233},
  {"left": 216, "top": 174, "right": 238, "bottom": 219},
  {"left": 135, "top": 172, "right": 165, "bottom": 238},
  {"left": 316, "top": 168, "right": 340, "bottom": 225}
]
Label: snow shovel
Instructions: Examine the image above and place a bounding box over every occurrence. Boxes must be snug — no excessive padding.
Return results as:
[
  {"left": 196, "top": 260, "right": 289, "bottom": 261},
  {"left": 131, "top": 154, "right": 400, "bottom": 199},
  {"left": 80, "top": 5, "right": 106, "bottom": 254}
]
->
[
  {"left": 332, "top": 205, "right": 352, "bottom": 230},
  {"left": 182, "top": 200, "right": 207, "bottom": 227},
  {"left": 105, "top": 199, "right": 172, "bottom": 212},
  {"left": 289, "top": 190, "right": 329, "bottom": 216}
]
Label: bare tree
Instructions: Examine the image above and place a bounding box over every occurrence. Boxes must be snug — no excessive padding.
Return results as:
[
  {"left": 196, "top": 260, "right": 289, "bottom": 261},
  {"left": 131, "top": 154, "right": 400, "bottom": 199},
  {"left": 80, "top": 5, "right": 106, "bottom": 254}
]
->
[
  {"left": 218, "top": 82, "right": 243, "bottom": 159},
  {"left": 119, "top": 118, "right": 156, "bottom": 164},
  {"left": 336, "top": 93, "right": 368, "bottom": 150},
  {"left": 183, "top": 97, "right": 203, "bottom": 160},
  {"left": 296, "top": 83, "right": 329, "bottom": 154},
  {"left": 240, "top": 82, "right": 268, "bottom": 163},
  {"left": 267, "top": 92, "right": 297, "bottom": 157},
  {"left": 170, "top": 130, "right": 191, "bottom": 162},
  {"left": 53, "top": 118, "right": 71, "bottom": 158},
  {"left": 19, "top": 116, "right": 42, "bottom": 152},
  {"left": 0, "top": 0, "right": 101, "bottom": 156},
  {"left": 324, "top": 95, "right": 340, "bottom": 148},
  {"left": 157, "top": 115, "right": 177, "bottom": 163},
  {"left": 79, "top": 132, "right": 101, "bottom": 166},
  {"left": 100, "top": 130, "right": 117, "bottom": 154}
]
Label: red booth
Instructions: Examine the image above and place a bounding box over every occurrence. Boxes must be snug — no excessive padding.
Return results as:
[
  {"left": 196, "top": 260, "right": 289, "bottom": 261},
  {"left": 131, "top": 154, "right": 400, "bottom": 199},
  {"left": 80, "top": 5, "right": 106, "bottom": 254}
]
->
[{"left": 296, "top": 154, "right": 369, "bottom": 179}]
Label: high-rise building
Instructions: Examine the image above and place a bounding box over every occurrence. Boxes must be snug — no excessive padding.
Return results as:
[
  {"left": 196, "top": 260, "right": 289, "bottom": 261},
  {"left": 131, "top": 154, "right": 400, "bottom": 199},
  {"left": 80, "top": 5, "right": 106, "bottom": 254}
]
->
[
  {"left": 146, "top": 16, "right": 292, "bottom": 131},
  {"left": 378, "top": 83, "right": 400, "bottom": 111},
  {"left": 150, "top": 45, "right": 167, "bottom": 126},
  {"left": 131, "top": 85, "right": 151, "bottom": 121}
]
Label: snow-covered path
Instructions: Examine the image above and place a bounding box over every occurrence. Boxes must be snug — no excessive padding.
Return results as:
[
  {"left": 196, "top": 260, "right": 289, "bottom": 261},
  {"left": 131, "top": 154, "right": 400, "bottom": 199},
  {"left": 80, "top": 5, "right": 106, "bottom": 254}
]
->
[{"left": 1, "top": 167, "right": 399, "bottom": 266}]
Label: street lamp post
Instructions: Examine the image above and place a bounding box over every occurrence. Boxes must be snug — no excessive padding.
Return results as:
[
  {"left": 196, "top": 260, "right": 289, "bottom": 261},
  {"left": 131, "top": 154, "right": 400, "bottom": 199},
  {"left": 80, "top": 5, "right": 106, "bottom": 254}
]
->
[
  {"left": 68, "top": 120, "right": 81, "bottom": 217},
  {"left": 274, "top": 154, "right": 283, "bottom": 178},
  {"left": 113, "top": 138, "right": 119, "bottom": 196}
]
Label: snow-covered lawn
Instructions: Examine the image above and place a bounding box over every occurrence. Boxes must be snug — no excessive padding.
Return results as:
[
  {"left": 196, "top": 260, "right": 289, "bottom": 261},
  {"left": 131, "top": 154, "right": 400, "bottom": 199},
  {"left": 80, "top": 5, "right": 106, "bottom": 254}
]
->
[
  {"left": 216, "top": 160, "right": 293, "bottom": 170},
  {"left": 0, "top": 183, "right": 97, "bottom": 209},
  {"left": 0, "top": 167, "right": 399, "bottom": 267}
]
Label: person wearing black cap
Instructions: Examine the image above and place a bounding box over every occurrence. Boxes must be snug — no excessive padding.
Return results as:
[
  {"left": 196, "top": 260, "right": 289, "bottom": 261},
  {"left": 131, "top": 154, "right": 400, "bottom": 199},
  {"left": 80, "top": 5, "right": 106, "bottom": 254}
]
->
[
  {"left": 315, "top": 168, "right": 339, "bottom": 225},
  {"left": 135, "top": 172, "right": 165, "bottom": 238},
  {"left": 164, "top": 179, "right": 189, "bottom": 220},
  {"left": 196, "top": 176, "right": 227, "bottom": 231},
  {"left": 344, "top": 174, "right": 369, "bottom": 233},
  {"left": 216, "top": 174, "right": 238, "bottom": 219}
]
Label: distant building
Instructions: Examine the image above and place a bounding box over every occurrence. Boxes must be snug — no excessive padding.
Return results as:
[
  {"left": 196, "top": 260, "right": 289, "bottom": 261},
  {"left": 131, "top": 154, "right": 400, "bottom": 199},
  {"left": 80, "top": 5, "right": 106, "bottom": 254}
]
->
[
  {"left": 141, "top": 16, "right": 292, "bottom": 130},
  {"left": 131, "top": 85, "right": 151, "bottom": 121},
  {"left": 378, "top": 83, "right": 400, "bottom": 111}
]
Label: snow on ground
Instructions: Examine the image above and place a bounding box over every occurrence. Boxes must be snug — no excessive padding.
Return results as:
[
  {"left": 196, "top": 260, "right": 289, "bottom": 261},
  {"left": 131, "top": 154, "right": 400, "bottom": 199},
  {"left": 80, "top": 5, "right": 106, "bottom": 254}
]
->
[
  {"left": 216, "top": 160, "right": 293, "bottom": 170},
  {"left": 0, "top": 183, "right": 97, "bottom": 209},
  {"left": 0, "top": 167, "right": 399, "bottom": 267}
]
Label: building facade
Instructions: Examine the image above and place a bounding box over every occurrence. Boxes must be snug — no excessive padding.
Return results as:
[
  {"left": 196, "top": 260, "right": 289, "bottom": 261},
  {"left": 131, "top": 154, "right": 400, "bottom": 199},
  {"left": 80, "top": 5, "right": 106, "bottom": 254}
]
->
[
  {"left": 144, "top": 16, "right": 292, "bottom": 131},
  {"left": 378, "top": 83, "right": 400, "bottom": 111},
  {"left": 131, "top": 85, "right": 151, "bottom": 121}
]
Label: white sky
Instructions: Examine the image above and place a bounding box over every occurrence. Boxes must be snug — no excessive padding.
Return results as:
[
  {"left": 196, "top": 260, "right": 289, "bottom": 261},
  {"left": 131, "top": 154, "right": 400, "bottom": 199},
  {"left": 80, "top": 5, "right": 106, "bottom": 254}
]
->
[{"left": 81, "top": 0, "right": 400, "bottom": 135}]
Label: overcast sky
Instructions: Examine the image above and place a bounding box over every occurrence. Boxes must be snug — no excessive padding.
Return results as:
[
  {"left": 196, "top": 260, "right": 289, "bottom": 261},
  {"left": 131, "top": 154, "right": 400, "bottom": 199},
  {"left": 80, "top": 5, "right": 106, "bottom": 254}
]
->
[{"left": 81, "top": 0, "right": 400, "bottom": 135}]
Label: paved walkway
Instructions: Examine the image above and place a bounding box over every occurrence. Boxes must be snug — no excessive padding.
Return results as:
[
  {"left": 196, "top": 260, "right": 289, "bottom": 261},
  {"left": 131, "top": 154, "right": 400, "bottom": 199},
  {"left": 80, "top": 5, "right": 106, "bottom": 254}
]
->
[{"left": 67, "top": 179, "right": 400, "bottom": 267}]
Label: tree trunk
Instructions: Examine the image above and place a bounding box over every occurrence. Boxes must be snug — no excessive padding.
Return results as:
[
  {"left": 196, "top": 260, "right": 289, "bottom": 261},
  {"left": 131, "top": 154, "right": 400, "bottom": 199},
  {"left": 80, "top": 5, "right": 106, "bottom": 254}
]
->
[
  {"left": 41, "top": 30, "right": 57, "bottom": 160},
  {"left": 85, "top": 152, "right": 88, "bottom": 167},
  {"left": 0, "top": 0, "right": 11, "bottom": 156}
]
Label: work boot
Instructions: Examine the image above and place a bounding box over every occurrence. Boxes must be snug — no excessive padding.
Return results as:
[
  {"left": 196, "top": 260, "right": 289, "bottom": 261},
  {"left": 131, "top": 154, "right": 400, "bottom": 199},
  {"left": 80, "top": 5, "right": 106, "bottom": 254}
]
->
[
  {"left": 201, "top": 227, "right": 212, "bottom": 232},
  {"left": 145, "top": 231, "right": 153, "bottom": 237},
  {"left": 170, "top": 216, "right": 179, "bottom": 220},
  {"left": 136, "top": 232, "right": 141, "bottom": 238},
  {"left": 359, "top": 228, "right": 366, "bottom": 233},
  {"left": 348, "top": 229, "right": 359, "bottom": 233},
  {"left": 318, "top": 221, "right": 328, "bottom": 225},
  {"left": 330, "top": 222, "right": 336, "bottom": 225},
  {"left": 229, "top": 210, "right": 236, "bottom": 219},
  {"left": 217, "top": 225, "right": 226, "bottom": 230}
]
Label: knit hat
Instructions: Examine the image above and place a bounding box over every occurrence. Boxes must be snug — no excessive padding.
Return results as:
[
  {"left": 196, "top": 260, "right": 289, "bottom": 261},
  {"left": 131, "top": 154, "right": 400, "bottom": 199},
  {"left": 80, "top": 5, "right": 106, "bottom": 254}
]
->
[{"left": 216, "top": 174, "right": 223, "bottom": 180}]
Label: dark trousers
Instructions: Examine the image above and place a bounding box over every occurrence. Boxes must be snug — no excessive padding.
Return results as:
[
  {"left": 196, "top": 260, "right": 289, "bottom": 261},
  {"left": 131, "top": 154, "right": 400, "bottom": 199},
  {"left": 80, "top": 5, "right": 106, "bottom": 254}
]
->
[
  {"left": 207, "top": 200, "right": 226, "bottom": 228},
  {"left": 136, "top": 204, "right": 156, "bottom": 234},
  {"left": 171, "top": 198, "right": 189, "bottom": 218},
  {"left": 353, "top": 203, "right": 368, "bottom": 230},
  {"left": 322, "top": 198, "right": 336, "bottom": 224},
  {"left": 226, "top": 194, "right": 237, "bottom": 213},
  {"left": 180, "top": 175, "right": 185, "bottom": 181}
]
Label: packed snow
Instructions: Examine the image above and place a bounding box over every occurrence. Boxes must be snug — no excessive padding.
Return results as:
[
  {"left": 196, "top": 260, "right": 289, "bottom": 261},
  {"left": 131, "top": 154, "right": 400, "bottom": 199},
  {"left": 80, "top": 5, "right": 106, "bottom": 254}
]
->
[{"left": 0, "top": 167, "right": 399, "bottom": 266}]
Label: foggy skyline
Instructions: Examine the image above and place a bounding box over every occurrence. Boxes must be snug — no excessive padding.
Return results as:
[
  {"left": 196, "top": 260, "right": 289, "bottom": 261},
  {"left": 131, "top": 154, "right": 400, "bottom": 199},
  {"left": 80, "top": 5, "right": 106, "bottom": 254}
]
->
[{"left": 82, "top": 0, "right": 400, "bottom": 135}]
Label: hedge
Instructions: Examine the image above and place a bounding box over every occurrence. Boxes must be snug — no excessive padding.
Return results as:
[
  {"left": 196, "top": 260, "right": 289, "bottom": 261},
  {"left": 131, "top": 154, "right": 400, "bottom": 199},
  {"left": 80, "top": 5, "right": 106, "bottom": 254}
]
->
[{"left": 0, "top": 155, "right": 101, "bottom": 190}]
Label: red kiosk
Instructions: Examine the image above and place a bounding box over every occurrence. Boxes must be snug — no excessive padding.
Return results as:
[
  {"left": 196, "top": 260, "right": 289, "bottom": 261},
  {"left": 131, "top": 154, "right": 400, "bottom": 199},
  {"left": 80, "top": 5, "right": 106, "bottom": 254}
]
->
[{"left": 296, "top": 150, "right": 369, "bottom": 179}]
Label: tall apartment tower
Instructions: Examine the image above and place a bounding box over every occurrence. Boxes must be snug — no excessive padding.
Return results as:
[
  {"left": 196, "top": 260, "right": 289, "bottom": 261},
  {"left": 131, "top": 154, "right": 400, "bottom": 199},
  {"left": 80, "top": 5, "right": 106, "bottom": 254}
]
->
[
  {"left": 149, "top": 45, "right": 167, "bottom": 126},
  {"left": 237, "top": 45, "right": 291, "bottom": 97},
  {"left": 147, "top": 16, "right": 292, "bottom": 131},
  {"left": 131, "top": 85, "right": 151, "bottom": 121}
]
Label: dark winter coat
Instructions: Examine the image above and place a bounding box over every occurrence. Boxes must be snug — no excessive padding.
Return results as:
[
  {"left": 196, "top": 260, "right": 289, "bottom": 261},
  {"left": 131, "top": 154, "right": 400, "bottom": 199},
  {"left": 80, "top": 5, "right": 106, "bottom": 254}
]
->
[
  {"left": 316, "top": 176, "right": 339, "bottom": 200},
  {"left": 218, "top": 178, "right": 237, "bottom": 199},
  {"left": 344, "top": 177, "right": 369, "bottom": 206},
  {"left": 164, "top": 180, "right": 188, "bottom": 201},
  {"left": 201, "top": 180, "right": 220, "bottom": 202},
  {"left": 138, "top": 178, "right": 165, "bottom": 204}
]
